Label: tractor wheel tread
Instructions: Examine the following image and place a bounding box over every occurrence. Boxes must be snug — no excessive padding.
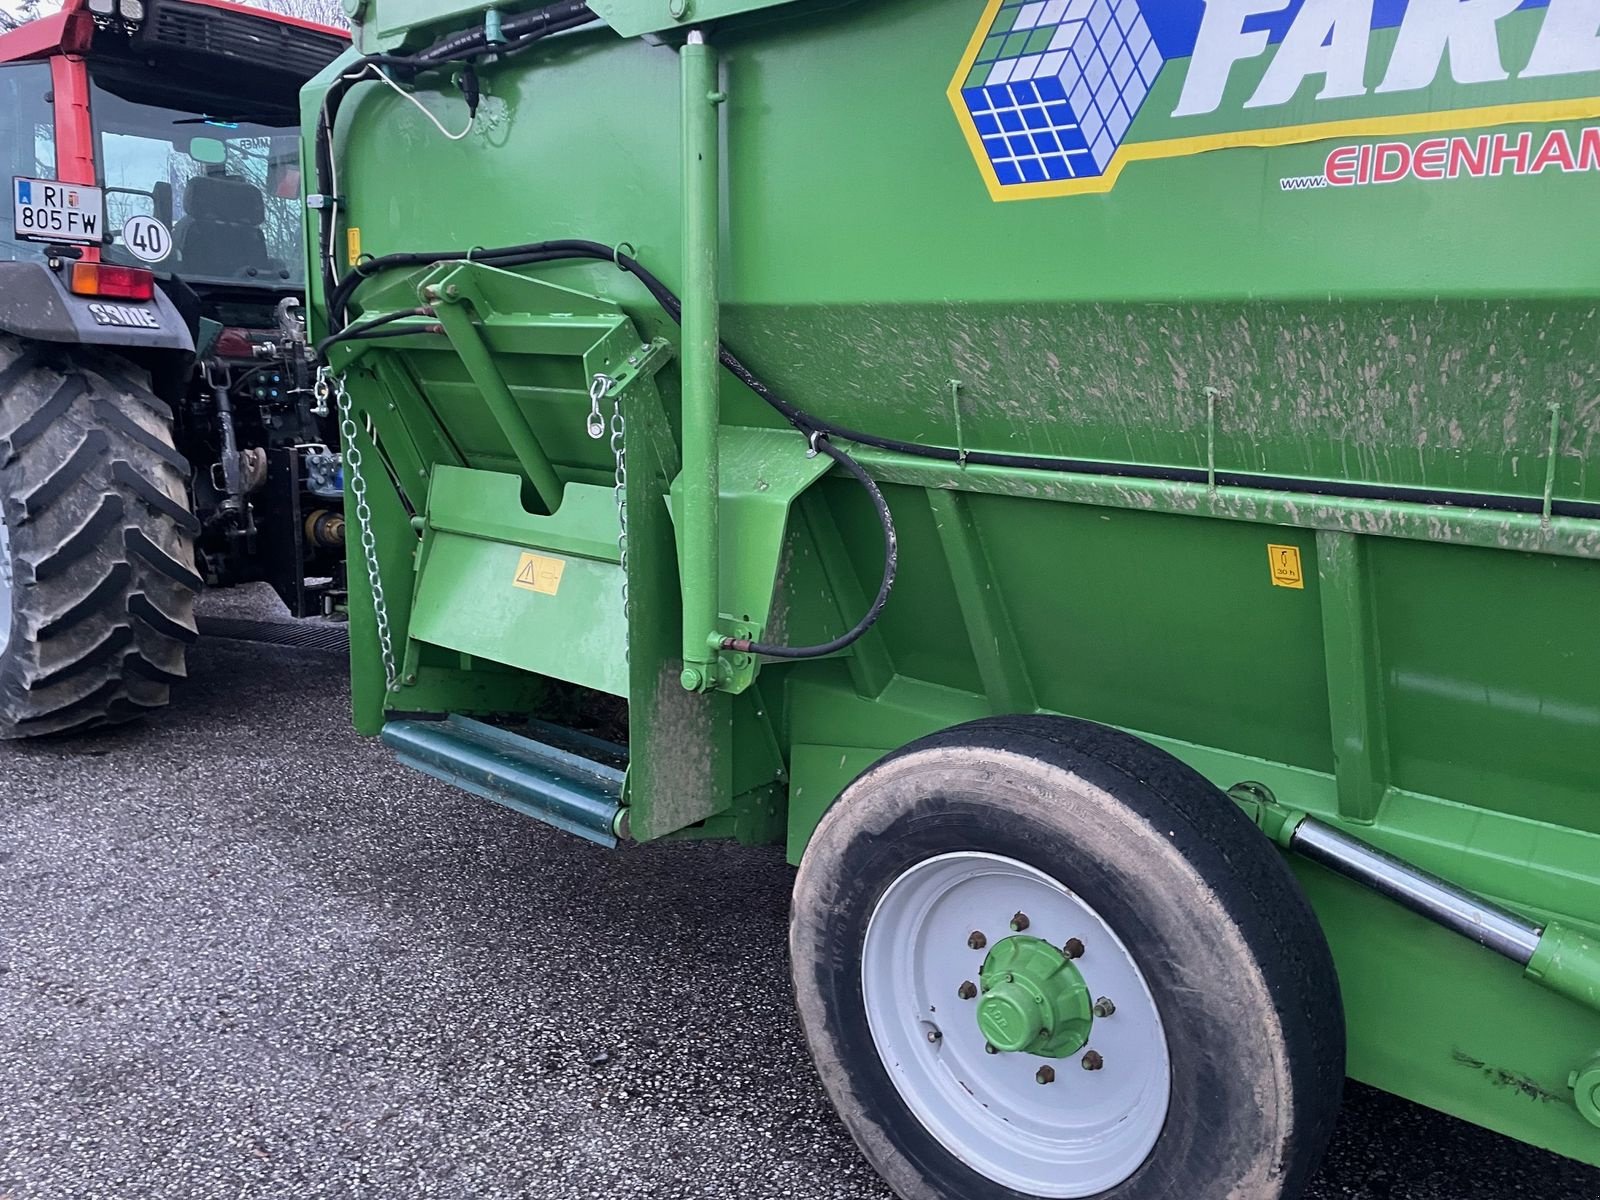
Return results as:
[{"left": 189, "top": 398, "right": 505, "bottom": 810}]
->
[
  {"left": 112, "top": 459, "right": 202, "bottom": 536},
  {"left": 92, "top": 397, "right": 191, "bottom": 473},
  {"left": 0, "top": 345, "right": 41, "bottom": 396},
  {"left": 14, "top": 676, "right": 124, "bottom": 726},
  {"left": 3, "top": 373, "right": 87, "bottom": 460},
  {"left": 128, "top": 591, "right": 200, "bottom": 645},
  {"left": 124, "top": 527, "right": 205, "bottom": 592},
  {"left": 20, "top": 428, "right": 109, "bottom": 518},
  {"left": 36, "top": 561, "right": 132, "bottom": 639},
  {"left": 122, "top": 650, "right": 186, "bottom": 687},
  {"left": 33, "top": 624, "right": 134, "bottom": 688},
  {"left": 30, "top": 492, "right": 126, "bottom": 581},
  {"left": 86, "top": 359, "right": 174, "bottom": 420},
  {"left": 0, "top": 334, "right": 198, "bottom": 738}
]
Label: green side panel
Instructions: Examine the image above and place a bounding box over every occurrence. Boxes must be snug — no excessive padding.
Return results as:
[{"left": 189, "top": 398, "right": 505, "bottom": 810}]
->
[
  {"left": 775, "top": 483, "right": 1600, "bottom": 1166},
  {"left": 411, "top": 549, "right": 627, "bottom": 694},
  {"left": 412, "top": 470, "right": 627, "bottom": 697},
  {"left": 826, "top": 478, "right": 979, "bottom": 695},
  {"left": 1301, "top": 867, "right": 1600, "bottom": 1160},
  {"left": 1369, "top": 539, "right": 1600, "bottom": 834},
  {"left": 621, "top": 372, "right": 736, "bottom": 839},
  {"left": 785, "top": 742, "right": 886, "bottom": 861},
  {"left": 964, "top": 494, "right": 1332, "bottom": 771}
]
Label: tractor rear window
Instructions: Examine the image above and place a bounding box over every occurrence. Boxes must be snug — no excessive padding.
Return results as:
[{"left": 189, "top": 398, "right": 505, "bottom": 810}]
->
[
  {"left": 88, "top": 78, "right": 304, "bottom": 289},
  {"left": 0, "top": 63, "right": 56, "bottom": 264}
]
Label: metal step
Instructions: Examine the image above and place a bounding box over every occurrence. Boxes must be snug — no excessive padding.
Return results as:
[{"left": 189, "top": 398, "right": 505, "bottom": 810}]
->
[{"left": 381, "top": 715, "right": 627, "bottom": 847}]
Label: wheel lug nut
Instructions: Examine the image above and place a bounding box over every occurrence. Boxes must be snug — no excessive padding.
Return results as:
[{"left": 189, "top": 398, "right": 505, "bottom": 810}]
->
[
  {"left": 1010, "top": 911, "right": 1030, "bottom": 932},
  {"left": 968, "top": 931, "right": 987, "bottom": 950},
  {"left": 1093, "top": 997, "right": 1116, "bottom": 1018},
  {"left": 1035, "top": 1066, "right": 1055, "bottom": 1085},
  {"left": 1063, "top": 937, "right": 1085, "bottom": 959},
  {"left": 958, "top": 980, "right": 977, "bottom": 1000},
  {"left": 1082, "top": 1050, "right": 1104, "bottom": 1071},
  {"left": 984, "top": 1043, "right": 999, "bottom": 1055}
]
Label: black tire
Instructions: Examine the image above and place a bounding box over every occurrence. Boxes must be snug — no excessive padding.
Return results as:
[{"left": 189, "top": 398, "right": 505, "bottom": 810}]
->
[
  {"left": 791, "top": 715, "right": 1345, "bottom": 1200},
  {"left": 0, "top": 335, "right": 199, "bottom": 737}
]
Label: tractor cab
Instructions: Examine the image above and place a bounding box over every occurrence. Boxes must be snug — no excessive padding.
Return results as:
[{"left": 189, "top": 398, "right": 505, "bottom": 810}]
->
[{"left": 0, "top": 0, "right": 343, "bottom": 304}]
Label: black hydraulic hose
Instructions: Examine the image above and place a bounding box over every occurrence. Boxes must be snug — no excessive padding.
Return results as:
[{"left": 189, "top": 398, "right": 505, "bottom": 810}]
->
[
  {"left": 314, "top": 306, "right": 433, "bottom": 358},
  {"left": 414, "top": 0, "right": 593, "bottom": 63},
  {"left": 722, "top": 436, "right": 898, "bottom": 659}
]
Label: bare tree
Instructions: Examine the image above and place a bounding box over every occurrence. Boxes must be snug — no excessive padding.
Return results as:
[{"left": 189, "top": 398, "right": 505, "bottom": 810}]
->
[
  {"left": 0, "top": 0, "right": 61, "bottom": 31},
  {"left": 243, "top": 0, "right": 349, "bottom": 29}
]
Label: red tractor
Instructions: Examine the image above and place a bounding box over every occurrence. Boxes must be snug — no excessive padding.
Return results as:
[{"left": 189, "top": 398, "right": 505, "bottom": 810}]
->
[{"left": 0, "top": 0, "right": 345, "bottom": 735}]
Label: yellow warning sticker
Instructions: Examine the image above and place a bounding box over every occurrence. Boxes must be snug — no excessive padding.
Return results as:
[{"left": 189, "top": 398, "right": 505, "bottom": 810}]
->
[
  {"left": 346, "top": 226, "right": 361, "bottom": 266},
  {"left": 514, "top": 552, "right": 565, "bottom": 596},
  {"left": 1268, "top": 544, "right": 1304, "bottom": 590}
]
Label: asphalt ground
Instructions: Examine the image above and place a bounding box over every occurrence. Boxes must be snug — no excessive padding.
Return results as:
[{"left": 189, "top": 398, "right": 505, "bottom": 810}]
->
[{"left": 0, "top": 587, "right": 1595, "bottom": 1200}]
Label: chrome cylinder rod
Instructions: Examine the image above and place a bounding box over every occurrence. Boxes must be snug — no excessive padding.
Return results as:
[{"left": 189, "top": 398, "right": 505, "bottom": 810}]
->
[{"left": 1290, "top": 817, "right": 1542, "bottom": 964}]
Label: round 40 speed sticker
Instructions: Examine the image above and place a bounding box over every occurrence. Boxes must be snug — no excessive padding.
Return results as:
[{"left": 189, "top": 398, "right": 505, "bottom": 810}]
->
[{"left": 121, "top": 214, "right": 172, "bottom": 264}]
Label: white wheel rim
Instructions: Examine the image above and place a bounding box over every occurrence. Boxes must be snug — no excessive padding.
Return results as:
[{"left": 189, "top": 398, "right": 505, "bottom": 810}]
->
[
  {"left": 861, "top": 852, "right": 1171, "bottom": 1197},
  {"left": 0, "top": 502, "right": 12, "bottom": 657}
]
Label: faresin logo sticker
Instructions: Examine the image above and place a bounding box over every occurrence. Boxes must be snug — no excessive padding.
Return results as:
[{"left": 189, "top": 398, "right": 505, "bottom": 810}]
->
[{"left": 948, "top": 0, "right": 1600, "bottom": 200}]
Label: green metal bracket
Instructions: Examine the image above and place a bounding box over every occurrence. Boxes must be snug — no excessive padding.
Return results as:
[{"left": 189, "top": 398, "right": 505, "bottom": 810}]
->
[
  {"left": 1570, "top": 1057, "right": 1600, "bottom": 1130},
  {"left": 669, "top": 427, "right": 833, "bottom": 694},
  {"left": 1526, "top": 923, "right": 1600, "bottom": 1017},
  {"left": 601, "top": 337, "right": 675, "bottom": 408},
  {"left": 1227, "top": 781, "right": 1307, "bottom": 848},
  {"left": 427, "top": 271, "right": 568, "bottom": 515}
]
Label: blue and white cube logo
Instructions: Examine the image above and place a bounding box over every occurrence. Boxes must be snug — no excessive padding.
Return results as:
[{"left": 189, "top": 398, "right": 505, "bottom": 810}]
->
[{"left": 955, "top": 0, "right": 1166, "bottom": 188}]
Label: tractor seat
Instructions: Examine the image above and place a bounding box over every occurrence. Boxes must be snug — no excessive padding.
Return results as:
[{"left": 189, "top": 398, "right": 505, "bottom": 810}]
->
[{"left": 174, "top": 174, "right": 270, "bottom": 278}]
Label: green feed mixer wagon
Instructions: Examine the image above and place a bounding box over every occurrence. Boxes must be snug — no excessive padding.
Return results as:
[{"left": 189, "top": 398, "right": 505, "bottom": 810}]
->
[{"left": 305, "top": 0, "right": 1600, "bottom": 1194}]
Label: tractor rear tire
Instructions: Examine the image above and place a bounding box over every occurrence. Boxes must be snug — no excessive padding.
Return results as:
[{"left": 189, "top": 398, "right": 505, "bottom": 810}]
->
[{"left": 0, "top": 335, "right": 200, "bottom": 738}]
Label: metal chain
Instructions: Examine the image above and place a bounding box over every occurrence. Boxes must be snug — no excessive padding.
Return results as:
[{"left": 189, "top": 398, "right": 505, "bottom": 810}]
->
[
  {"left": 610, "top": 391, "right": 629, "bottom": 616},
  {"left": 332, "top": 369, "right": 399, "bottom": 693}
]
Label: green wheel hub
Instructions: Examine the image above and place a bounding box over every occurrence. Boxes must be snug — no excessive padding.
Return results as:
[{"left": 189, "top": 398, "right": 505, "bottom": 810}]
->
[{"left": 975, "top": 934, "right": 1094, "bottom": 1057}]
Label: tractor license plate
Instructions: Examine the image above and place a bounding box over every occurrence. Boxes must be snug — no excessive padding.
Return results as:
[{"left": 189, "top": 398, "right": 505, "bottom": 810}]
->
[{"left": 12, "top": 177, "right": 104, "bottom": 246}]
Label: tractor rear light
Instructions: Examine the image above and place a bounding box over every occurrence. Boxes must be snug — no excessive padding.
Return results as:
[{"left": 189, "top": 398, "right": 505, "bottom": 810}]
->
[
  {"left": 119, "top": 0, "right": 145, "bottom": 18},
  {"left": 87, "top": 0, "right": 113, "bottom": 14},
  {"left": 69, "top": 262, "right": 155, "bottom": 301}
]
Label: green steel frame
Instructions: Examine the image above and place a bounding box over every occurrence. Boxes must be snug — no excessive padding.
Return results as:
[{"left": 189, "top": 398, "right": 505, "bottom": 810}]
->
[{"left": 305, "top": 0, "right": 1600, "bottom": 1171}]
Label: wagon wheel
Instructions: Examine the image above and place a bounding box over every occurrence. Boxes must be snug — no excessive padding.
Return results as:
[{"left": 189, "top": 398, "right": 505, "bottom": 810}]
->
[{"left": 791, "top": 715, "right": 1345, "bottom": 1200}]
